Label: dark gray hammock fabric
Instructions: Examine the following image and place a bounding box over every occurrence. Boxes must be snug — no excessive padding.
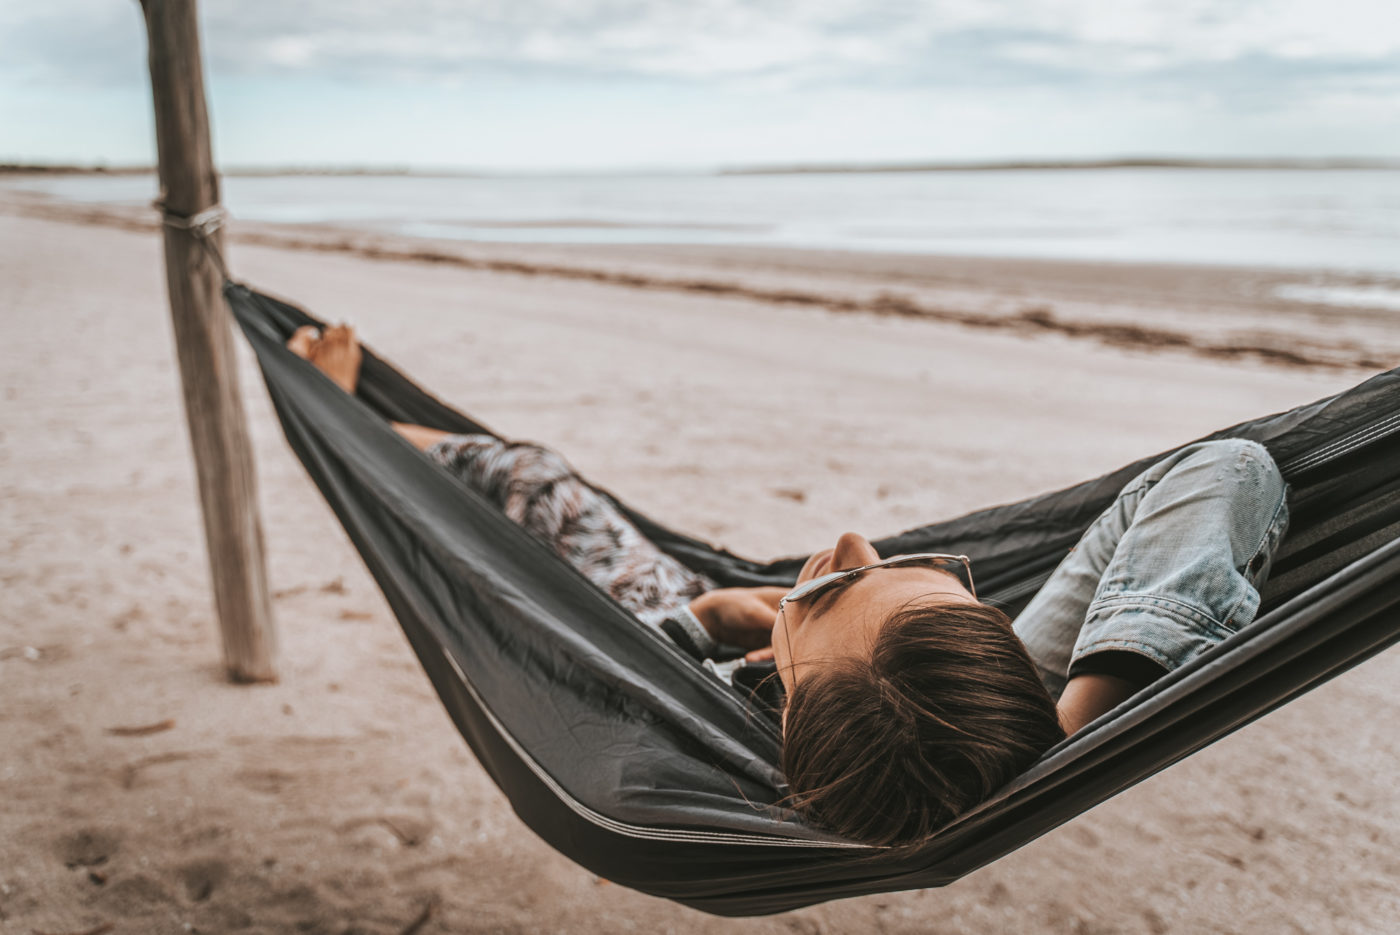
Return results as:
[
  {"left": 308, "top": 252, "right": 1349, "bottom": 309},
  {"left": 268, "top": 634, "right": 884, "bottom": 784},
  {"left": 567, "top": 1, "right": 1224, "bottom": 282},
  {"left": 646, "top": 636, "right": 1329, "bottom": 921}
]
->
[{"left": 228, "top": 281, "right": 1400, "bottom": 916}]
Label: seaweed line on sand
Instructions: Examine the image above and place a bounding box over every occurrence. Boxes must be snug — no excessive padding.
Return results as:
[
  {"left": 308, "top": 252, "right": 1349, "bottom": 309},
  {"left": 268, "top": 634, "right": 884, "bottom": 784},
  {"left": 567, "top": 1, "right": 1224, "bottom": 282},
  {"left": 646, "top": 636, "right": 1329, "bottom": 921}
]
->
[{"left": 2, "top": 194, "right": 1386, "bottom": 372}]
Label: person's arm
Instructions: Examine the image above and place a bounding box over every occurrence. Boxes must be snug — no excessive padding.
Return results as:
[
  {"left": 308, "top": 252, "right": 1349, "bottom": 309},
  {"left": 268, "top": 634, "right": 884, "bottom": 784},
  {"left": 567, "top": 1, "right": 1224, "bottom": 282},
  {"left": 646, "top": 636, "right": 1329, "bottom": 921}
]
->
[
  {"left": 1056, "top": 672, "right": 1140, "bottom": 735},
  {"left": 391, "top": 422, "right": 452, "bottom": 451},
  {"left": 690, "top": 587, "right": 787, "bottom": 660},
  {"left": 658, "top": 605, "right": 720, "bottom": 661},
  {"left": 1057, "top": 650, "right": 1167, "bottom": 734},
  {"left": 659, "top": 588, "right": 787, "bottom": 663}
]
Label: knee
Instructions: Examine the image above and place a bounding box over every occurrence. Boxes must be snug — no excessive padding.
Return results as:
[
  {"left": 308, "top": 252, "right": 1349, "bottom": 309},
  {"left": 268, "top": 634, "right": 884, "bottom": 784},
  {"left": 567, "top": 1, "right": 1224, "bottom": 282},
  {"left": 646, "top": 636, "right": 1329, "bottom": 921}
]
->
[
  {"left": 1218, "top": 438, "right": 1279, "bottom": 478},
  {"left": 503, "top": 441, "right": 574, "bottom": 481},
  {"left": 1190, "top": 438, "right": 1277, "bottom": 477},
  {"left": 1193, "top": 439, "right": 1286, "bottom": 512}
]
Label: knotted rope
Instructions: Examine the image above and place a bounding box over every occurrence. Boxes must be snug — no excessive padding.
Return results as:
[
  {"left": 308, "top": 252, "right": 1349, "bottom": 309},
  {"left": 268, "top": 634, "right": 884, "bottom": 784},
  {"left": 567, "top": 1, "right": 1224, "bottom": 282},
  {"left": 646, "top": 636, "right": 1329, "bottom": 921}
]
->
[{"left": 156, "top": 201, "right": 233, "bottom": 282}]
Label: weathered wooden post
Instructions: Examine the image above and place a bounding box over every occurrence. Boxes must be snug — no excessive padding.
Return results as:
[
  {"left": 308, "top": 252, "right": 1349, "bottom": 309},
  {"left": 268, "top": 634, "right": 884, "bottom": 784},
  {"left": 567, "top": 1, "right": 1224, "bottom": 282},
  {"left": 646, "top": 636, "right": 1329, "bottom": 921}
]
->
[{"left": 141, "top": 0, "right": 277, "bottom": 682}]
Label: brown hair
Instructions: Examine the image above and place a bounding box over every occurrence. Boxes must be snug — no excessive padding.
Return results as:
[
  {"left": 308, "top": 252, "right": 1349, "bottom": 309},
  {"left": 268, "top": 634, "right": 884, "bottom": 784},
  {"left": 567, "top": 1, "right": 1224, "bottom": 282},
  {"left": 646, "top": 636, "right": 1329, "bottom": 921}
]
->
[{"left": 780, "top": 600, "right": 1064, "bottom": 846}]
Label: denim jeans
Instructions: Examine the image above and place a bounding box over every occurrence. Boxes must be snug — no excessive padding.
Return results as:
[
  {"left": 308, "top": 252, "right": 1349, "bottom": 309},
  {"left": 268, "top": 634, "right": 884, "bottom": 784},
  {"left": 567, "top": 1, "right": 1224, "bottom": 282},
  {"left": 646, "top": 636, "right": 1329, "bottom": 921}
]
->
[{"left": 1013, "top": 439, "right": 1290, "bottom": 699}]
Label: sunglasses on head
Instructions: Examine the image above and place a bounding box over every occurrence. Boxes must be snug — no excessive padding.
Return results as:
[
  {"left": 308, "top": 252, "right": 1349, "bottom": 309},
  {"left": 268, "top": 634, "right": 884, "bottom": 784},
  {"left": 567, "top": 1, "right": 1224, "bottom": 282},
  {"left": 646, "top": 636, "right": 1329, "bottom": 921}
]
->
[{"left": 778, "top": 553, "right": 976, "bottom": 612}]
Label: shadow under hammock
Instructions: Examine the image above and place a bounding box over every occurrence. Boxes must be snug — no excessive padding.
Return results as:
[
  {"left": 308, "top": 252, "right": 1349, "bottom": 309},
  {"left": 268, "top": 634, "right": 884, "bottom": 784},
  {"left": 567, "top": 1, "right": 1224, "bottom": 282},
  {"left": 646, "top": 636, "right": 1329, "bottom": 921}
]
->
[{"left": 228, "top": 281, "right": 1400, "bottom": 916}]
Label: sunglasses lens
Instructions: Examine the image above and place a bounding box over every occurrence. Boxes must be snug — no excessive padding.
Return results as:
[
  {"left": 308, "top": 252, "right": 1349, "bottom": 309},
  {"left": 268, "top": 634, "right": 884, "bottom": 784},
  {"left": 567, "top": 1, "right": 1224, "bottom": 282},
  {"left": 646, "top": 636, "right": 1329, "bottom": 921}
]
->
[
  {"left": 886, "top": 554, "right": 975, "bottom": 594},
  {"left": 784, "top": 553, "right": 975, "bottom": 605}
]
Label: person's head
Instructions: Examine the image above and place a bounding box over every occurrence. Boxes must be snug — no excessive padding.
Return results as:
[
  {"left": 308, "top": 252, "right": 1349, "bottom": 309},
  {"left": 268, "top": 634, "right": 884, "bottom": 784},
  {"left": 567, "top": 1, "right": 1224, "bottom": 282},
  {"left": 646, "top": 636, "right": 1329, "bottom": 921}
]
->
[{"left": 773, "top": 532, "right": 1065, "bottom": 846}]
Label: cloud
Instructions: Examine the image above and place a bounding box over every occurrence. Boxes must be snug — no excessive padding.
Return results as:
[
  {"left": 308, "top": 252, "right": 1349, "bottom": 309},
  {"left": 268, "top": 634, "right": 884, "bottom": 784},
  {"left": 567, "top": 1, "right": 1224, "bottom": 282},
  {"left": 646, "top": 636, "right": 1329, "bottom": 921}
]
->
[
  {"left": 6, "top": 1, "right": 1398, "bottom": 88},
  {"left": 2, "top": 0, "right": 1397, "bottom": 129},
  {"left": 191, "top": 0, "right": 1399, "bottom": 82}
]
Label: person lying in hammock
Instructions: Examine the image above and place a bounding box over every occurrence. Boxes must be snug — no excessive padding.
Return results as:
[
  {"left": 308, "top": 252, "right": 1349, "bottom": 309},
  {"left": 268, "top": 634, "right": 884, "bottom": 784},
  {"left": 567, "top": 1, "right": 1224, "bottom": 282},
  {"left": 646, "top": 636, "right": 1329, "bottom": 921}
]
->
[{"left": 289, "top": 324, "right": 1290, "bottom": 847}]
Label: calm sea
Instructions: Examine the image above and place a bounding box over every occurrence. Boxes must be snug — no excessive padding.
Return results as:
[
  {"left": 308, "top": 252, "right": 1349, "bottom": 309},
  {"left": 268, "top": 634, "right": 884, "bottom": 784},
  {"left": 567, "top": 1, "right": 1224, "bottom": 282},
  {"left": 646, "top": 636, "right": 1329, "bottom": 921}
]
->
[{"left": 11, "top": 168, "right": 1400, "bottom": 300}]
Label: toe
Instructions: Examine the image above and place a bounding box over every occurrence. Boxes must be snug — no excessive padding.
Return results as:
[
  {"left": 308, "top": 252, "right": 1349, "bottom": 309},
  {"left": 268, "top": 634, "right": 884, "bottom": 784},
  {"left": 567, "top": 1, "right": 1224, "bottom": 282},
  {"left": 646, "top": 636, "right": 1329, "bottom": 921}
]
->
[{"left": 287, "top": 326, "right": 320, "bottom": 358}]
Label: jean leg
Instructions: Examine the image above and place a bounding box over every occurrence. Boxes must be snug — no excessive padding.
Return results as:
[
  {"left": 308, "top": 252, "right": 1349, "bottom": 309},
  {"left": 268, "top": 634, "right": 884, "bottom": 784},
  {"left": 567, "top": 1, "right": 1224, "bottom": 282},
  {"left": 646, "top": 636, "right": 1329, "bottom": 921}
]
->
[{"left": 1014, "top": 440, "right": 1289, "bottom": 698}]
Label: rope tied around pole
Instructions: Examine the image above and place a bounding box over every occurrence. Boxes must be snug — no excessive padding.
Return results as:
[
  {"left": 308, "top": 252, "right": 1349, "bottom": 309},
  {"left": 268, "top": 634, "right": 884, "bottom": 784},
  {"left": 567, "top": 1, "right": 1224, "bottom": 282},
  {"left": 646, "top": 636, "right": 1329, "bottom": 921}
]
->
[{"left": 156, "top": 200, "right": 234, "bottom": 282}]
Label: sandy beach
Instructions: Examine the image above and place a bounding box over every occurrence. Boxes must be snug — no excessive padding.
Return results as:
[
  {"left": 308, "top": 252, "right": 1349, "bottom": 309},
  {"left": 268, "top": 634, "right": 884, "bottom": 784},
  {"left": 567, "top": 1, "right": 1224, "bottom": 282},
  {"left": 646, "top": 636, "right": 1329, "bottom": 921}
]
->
[{"left": 1, "top": 194, "right": 1397, "bottom": 933}]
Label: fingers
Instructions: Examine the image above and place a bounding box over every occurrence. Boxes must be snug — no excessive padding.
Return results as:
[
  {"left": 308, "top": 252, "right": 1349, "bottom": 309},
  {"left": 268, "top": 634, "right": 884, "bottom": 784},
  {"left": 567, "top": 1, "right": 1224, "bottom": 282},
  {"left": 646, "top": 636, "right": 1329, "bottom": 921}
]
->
[
  {"left": 752, "top": 586, "right": 791, "bottom": 609},
  {"left": 691, "top": 588, "right": 782, "bottom": 648},
  {"left": 745, "top": 647, "right": 776, "bottom": 663},
  {"left": 740, "top": 595, "right": 778, "bottom": 629},
  {"left": 717, "top": 597, "right": 776, "bottom": 651}
]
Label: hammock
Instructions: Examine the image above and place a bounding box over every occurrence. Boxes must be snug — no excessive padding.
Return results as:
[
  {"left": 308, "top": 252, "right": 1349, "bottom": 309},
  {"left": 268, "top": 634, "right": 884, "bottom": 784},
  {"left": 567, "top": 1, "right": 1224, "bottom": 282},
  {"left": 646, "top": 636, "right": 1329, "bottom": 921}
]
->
[{"left": 228, "top": 281, "right": 1400, "bottom": 916}]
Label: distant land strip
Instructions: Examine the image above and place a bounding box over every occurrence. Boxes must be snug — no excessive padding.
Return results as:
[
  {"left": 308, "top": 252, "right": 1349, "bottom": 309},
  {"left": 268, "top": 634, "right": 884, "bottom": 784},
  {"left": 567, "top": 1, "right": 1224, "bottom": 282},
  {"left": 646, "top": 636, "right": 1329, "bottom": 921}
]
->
[
  {"left": 4, "top": 156, "right": 1400, "bottom": 178},
  {"left": 0, "top": 191, "right": 1387, "bottom": 373},
  {"left": 719, "top": 157, "right": 1400, "bottom": 174}
]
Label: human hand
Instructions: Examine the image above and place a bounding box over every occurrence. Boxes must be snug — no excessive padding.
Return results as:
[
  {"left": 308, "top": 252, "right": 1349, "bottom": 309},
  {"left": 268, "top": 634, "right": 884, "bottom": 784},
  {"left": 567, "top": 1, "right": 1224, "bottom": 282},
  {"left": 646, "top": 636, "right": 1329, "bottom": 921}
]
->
[{"left": 688, "top": 587, "right": 788, "bottom": 661}]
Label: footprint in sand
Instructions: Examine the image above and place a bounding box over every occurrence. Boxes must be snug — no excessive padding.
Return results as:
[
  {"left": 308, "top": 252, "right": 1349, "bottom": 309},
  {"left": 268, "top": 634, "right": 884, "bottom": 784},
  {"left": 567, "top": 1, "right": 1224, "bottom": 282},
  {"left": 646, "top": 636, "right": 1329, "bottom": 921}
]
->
[
  {"left": 118, "top": 751, "right": 202, "bottom": 790},
  {"left": 233, "top": 767, "right": 296, "bottom": 795},
  {"left": 97, "top": 874, "right": 175, "bottom": 914},
  {"left": 339, "top": 814, "right": 434, "bottom": 849},
  {"left": 177, "top": 857, "right": 229, "bottom": 902},
  {"left": 55, "top": 826, "right": 122, "bottom": 869}
]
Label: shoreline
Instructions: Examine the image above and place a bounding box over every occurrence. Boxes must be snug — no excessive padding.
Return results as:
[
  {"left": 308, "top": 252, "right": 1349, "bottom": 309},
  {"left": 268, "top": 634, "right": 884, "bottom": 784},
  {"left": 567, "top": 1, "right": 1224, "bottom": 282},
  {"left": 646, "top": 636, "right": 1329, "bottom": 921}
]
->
[{"left": 2, "top": 186, "right": 1396, "bottom": 373}]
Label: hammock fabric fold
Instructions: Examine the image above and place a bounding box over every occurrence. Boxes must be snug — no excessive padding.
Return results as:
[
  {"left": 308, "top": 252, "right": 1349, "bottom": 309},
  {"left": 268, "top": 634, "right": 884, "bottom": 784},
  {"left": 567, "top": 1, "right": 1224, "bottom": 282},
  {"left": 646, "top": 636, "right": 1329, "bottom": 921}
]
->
[{"left": 228, "top": 282, "right": 1400, "bottom": 916}]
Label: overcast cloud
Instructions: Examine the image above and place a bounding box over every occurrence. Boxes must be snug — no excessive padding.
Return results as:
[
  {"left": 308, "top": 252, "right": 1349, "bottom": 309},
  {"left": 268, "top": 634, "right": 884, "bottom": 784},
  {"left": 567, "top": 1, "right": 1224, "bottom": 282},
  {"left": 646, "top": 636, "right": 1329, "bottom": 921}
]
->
[{"left": 3, "top": 0, "right": 1397, "bottom": 167}]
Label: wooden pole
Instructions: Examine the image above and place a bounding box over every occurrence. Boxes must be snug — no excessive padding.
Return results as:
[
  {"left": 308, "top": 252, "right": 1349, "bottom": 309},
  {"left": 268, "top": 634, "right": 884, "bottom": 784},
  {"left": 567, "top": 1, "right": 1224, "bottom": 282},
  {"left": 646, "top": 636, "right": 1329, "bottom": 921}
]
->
[{"left": 141, "top": 0, "right": 277, "bottom": 682}]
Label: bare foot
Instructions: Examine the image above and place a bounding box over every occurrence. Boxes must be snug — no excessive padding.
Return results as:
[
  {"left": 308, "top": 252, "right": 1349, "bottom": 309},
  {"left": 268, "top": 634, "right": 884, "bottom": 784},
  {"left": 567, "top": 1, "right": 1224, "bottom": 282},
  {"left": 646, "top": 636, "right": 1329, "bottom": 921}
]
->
[
  {"left": 287, "top": 325, "right": 320, "bottom": 360},
  {"left": 286, "top": 324, "right": 362, "bottom": 394}
]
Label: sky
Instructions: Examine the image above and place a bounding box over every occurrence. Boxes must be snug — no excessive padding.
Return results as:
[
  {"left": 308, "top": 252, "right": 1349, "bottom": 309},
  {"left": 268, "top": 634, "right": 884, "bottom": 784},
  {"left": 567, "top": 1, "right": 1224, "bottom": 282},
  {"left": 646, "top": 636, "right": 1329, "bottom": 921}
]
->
[{"left": 2, "top": 0, "right": 1398, "bottom": 172}]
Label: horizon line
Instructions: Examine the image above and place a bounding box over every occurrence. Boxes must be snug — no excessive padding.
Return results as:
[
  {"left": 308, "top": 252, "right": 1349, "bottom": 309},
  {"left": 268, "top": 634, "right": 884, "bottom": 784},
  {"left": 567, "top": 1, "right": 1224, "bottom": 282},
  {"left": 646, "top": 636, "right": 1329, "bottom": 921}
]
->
[{"left": 3, "top": 155, "right": 1399, "bottom": 178}]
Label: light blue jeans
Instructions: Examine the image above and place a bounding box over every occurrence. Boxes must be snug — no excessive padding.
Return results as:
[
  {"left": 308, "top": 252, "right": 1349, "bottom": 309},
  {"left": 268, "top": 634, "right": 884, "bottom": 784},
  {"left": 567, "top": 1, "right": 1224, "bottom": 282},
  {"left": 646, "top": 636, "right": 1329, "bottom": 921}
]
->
[{"left": 1013, "top": 439, "right": 1290, "bottom": 699}]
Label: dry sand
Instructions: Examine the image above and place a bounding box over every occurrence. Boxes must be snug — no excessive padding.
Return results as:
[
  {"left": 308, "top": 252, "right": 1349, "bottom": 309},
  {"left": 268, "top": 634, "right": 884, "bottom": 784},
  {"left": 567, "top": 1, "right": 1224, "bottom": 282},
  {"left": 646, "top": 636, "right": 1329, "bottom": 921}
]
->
[{"left": 1, "top": 201, "right": 1397, "bottom": 934}]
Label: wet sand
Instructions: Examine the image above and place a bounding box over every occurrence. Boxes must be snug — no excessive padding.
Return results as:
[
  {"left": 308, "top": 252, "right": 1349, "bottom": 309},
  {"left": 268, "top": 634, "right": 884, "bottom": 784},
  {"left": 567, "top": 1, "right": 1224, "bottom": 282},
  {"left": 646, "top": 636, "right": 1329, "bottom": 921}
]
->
[
  {"left": 6, "top": 184, "right": 1400, "bottom": 371},
  {"left": 0, "top": 198, "right": 1396, "bottom": 933}
]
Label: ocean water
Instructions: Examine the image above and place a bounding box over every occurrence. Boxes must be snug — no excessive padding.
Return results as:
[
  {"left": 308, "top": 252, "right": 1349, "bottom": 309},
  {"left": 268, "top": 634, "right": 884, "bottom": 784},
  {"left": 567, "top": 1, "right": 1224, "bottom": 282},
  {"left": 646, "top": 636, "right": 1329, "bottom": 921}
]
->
[{"left": 10, "top": 168, "right": 1400, "bottom": 285}]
